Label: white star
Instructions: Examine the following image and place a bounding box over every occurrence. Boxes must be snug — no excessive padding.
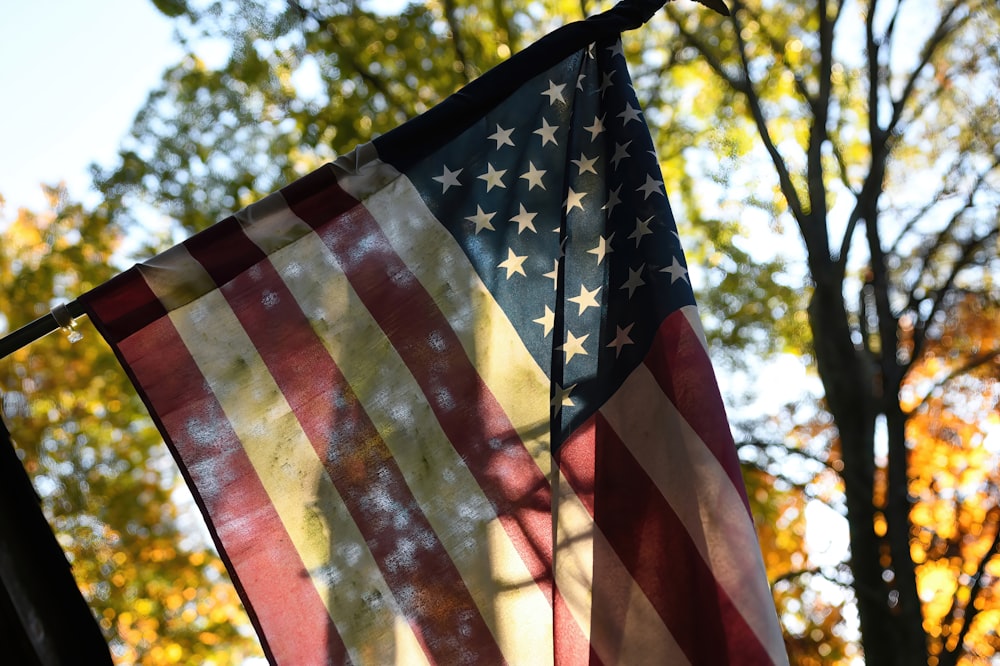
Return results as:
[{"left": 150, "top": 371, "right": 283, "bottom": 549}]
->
[
  {"left": 488, "top": 124, "right": 515, "bottom": 149},
  {"left": 465, "top": 206, "right": 496, "bottom": 234},
  {"left": 603, "top": 184, "right": 622, "bottom": 216},
  {"left": 618, "top": 103, "right": 642, "bottom": 126},
  {"left": 497, "top": 248, "right": 528, "bottom": 279},
  {"left": 558, "top": 330, "right": 590, "bottom": 364},
  {"left": 661, "top": 257, "right": 690, "bottom": 284},
  {"left": 638, "top": 174, "right": 664, "bottom": 199},
  {"left": 571, "top": 154, "right": 599, "bottom": 175},
  {"left": 576, "top": 73, "right": 586, "bottom": 90},
  {"left": 568, "top": 284, "right": 601, "bottom": 315},
  {"left": 543, "top": 259, "right": 560, "bottom": 289},
  {"left": 607, "top": 40, "right": 624, "bottom": 58},
  {"left": 607, "top": 323, "right": 635, "bottom": 357},
  {"left": 432, "top": 165, "right": 462, "bottom": 193},
  {"left": 542, "top": 79, "right": 566, "bottom": 105},
  {"left": 620, "top": 264, "right": 645, "bottom": 298},
  {"left": 478, "top": 162, "right": 507, "bottom": 191},
  {"left": 629, "top": 216, "right": 654, "bottom": 247},
  {"left": 534, "top": 118, "right": 559, "bottom": 146},
  {"left": 584, "top": 114, "right": 605, "bottom": 141},
  {"left": 510, "top": 204, "right": 537, "bottom": 234},
  {"left": 611, "top": 141, "right": 631, "bottom": 169},
  {"left": 587, "top": 232, "right": 615, "bottom": 264},
  {"left": 564, "top": 187, "right": 586, "bottom": 213},
  {"left": 534, "top": 305, "right": 555, "bottom": 336},
  {"left": 600, "top": 71, "right": 615, "bottom": 95},
  {"left": 551, "top": 382, "right": 576, "bottom": 415},
  {"left": 519, "top": 162, "right": 547, "bottom": 190}
]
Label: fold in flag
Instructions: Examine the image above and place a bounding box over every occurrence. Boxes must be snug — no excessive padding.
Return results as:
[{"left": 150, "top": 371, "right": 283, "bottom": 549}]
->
[{"left": 81, "top": 5, "right": 786, "bottom": 665}]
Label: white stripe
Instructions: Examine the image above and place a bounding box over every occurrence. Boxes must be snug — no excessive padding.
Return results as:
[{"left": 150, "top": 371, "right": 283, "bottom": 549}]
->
[
  {"left": 160, "top": 280, "right": 430, "bottom": 666},
  {"left": 266, "top": 219, "right": 554, "bottom": 666},
  {"left": 346, "top": 173, "right": 554, "bottom": 479},
  {"left": 601, "top": 363, "right": 787, "bottom": 664},
  {"left": 680, "top": 304, "right": 709, "bottom": 353},
  {"left": 351, "top": 173, "right": 689, "bottom": 661},
  {"left": 554, "top": 467, "right": 691, "bottom": 665}
]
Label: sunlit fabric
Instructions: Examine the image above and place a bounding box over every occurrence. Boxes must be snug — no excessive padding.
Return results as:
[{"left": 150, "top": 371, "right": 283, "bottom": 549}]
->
[{"left": 81, "top": 7, "right": 786, "bottom": 665}]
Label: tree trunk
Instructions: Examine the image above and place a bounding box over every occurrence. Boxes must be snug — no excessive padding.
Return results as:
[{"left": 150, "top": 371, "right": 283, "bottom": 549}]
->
[{"left": 808, "top": 265, "right": 930, "bottom": 664}]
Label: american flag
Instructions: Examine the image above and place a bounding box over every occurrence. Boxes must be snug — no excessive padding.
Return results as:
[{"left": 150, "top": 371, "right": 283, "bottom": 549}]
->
[{"left": 81, "top": 10, "right": 786, "bottom": 666}]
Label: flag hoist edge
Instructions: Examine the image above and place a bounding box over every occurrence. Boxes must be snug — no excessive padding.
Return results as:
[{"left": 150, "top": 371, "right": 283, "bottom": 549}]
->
[{"left": 80, "top": 2, "right": 788, "bottom": 664}]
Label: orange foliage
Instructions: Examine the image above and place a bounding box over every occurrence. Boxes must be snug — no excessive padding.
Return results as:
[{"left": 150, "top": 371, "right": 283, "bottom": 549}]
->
[{"left": 904, "top": 294, "right": 1000, "bottom": 663}]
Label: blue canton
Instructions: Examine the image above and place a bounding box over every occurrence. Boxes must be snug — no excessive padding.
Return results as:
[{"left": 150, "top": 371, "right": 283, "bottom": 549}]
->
[{"left": 405, "top": 39, "right": 696, "bottom": 446}]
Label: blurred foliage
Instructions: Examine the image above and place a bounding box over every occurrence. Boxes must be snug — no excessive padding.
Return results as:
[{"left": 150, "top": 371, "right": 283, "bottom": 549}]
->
[
  {"left": 2, "top": 0, "right": 999, "bottom": 663},
  {"left": 0, "top": 189, "right": 264, "bottom": 664}
]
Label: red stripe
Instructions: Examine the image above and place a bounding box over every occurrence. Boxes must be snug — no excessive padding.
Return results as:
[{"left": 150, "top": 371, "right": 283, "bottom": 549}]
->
[
  {"left": 288, "top": 182, "right": 556, "bottom": 593},
  {"left": 115, "top": 312, "right": 349, "bottom": 665},
  {"left": 185, "top": 216, "right": 268, "bottom": 286},
  {"left": 211, "top": 252, "right": 507, "bottom": 664},
  {"left": 644, "top": 311, "right": 751, "bottom": 514},
  {"left": 80, "top": 267, "right": 168, "bottom": 342},
  {"left": 560, "top": 412, "right": 771, "bottom": 664}
]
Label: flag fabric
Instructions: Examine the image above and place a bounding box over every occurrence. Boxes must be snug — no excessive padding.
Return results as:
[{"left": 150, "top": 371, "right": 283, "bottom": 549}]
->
[{"left": 81, "top": 4, "right": 786, "bottom": 664}]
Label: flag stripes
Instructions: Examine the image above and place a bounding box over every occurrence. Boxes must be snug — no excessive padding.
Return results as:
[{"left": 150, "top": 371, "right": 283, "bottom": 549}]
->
[
  {"left": 82, "top": 163, "right": 787, "bottom": 663},
  {"left": 288, "top": 174, "right": 558, "bottom": 588},
  {"left": 217, "top": 260, "right": 509, "bottom": 664},
  {"left": 266, "top": 228, "right": 557, "bottom": 664},
  {"left": 603, "top": 320, "right": 787, "bottom": 663},
  {"left": 79, "top": 13, "right": 788, "bottom": 661},
  {"left": 112, "top": 310, "right": 350, "bottom": 664},
  {"left": 643, "top": 309, "right": 752, "bottom": 515}
]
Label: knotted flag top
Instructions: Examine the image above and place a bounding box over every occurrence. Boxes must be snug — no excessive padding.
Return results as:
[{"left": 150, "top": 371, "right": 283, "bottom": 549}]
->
[{"left": 80, "top": 2, "right": 788, "bottom": 663}]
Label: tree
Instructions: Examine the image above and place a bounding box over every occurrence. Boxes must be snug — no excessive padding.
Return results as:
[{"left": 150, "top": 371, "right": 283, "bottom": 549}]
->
[
  {"left": 652, "top": 0, "right": 1000, "bottom": 663},
  {"left": 73, "top": 0, "right": 1000, "bottom": 662},
  {"left": 0, "top": 189, "right": 264, "bottom": 664}
]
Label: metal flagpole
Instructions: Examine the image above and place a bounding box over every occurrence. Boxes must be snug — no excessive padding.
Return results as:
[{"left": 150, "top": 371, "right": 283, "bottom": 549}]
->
[{"left": 0, "top": 300, "right": 85, "bottom": 359}]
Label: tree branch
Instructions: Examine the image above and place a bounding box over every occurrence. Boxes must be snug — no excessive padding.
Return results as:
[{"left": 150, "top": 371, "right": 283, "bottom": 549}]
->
[
  {"left": 886, "top": 154, "right": 968, "bottom": 258},
  {"left": 909, "top": 186, "right": 1000, "bottom": 363},
  {"left": 908, "top": 152, "right": 998, "bottom": 256},
  {"left": 865, "top": 0, "right": 884, "bottom": 149},
  {"left": 442, "top": 0, "right": 472, "bottom": 83},
  {"left": 828, "top": 133, "right": 860, "bottom": 197},
  {"left": 805, "top": 0, "right": 836, "bottom": 238},
  {"left": 885, "top": 0, "right": 969, "bottom": 141},
  {"left": 739, "top": 2, "right": 816, "bottom": 108},
  {"left": 944, "top": 505, "right": 1000, "bottom": 665},
  {"left": 903, "top": 348, "right": 1000, "bottom": 417},
  {"left": 667, "top": 2, "right": 807, "bottom": 225},
  {"left": 286, "top": 0, "right": 405, "bottom": 109},
  {"left": 737, "top": 437, "right": 838, "bottom": 474}
]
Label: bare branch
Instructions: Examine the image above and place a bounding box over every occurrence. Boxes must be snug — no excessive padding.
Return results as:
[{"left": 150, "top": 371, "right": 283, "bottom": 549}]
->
[
  {"left": 738, "top": 2, "right": 816, "bottom": 107},
  {"left": 901, "top": 154, "right": 998, "bottom": 303},
  {"left": 828, "top": 134, "right": 861, "bottom": 197},
  {"left": 737, "top": 438, "right": 837, "bottom": 474},
  {"left": 944, "top": 506, "right": 1000, "bottom": 664},
  {"left": 806, "top": 0, "right": 837, "bottom": 229},
  {"left": 886, "top": 154, "right": 968, "bottom": 257},
  {"left": 666, "top": 2, "right": 807, "bottom": 225},
  {"left": 881, "top": 0, "right": 907, "bottom": 78},
  {"left": 886, "top": 0, "right": 969, "bottom": 140},
  {"left": 286, "top": 0, "right": 405, "bottom": 109},
  {"left": 731, "top": 0, "right": 809, "bottom": 224},
  {"left": 865, "top": 0, "right": 884, "bottom": 149},
  {"left": 903, "top": 348, "right": 1000, "bottom": 417},
  {"left": 442, "top": 0, "right": 472, "bottom": 83},
  {"left": 908, "top": 168, "right": 1000, "bottom": 361}
]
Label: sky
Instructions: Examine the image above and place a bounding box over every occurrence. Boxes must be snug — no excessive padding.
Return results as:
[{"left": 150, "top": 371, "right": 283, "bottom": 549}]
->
[{"left": 0, "top": 1, "right": 182, "bottom": 216}]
